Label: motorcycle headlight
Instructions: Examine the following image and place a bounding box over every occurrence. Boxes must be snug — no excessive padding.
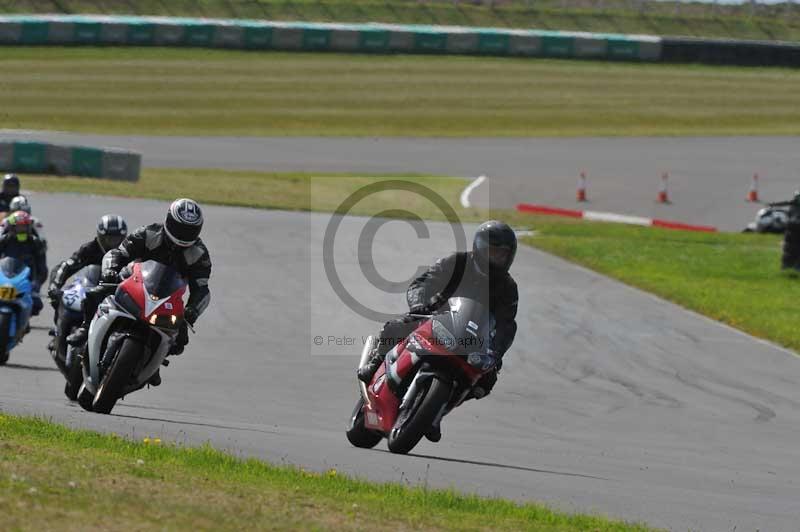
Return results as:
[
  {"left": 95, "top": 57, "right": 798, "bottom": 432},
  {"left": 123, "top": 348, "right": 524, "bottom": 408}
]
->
[
  {"left": 149, "top": 314, "right": 180, "bottom": 330},
  {"left": 431, "top": 320, "right": 456, "bottom": 350}
]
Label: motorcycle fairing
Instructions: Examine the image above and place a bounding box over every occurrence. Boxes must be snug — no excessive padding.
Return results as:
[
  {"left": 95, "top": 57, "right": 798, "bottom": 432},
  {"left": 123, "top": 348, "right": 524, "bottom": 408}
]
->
[
  {"left": 86, "top": 297, "right": 172, "bottom": 392},
  {"left": 0, "top": 262, "right": 32, "bottom": 348}
]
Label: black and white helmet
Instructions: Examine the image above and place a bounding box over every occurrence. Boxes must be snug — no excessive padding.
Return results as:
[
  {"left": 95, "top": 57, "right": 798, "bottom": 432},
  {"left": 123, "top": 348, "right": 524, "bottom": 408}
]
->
[
  {"left": 96, "top": 214, "right": 128, "bottom": 252},
  {"left": 164, "top": 198, "right": 203, "bottom": 247},
  {"left": 9, "top": 195, "right": 31, "bottom": 214},
  {"left": 755, "top": 207, "right": 789, "bottom": 233}
]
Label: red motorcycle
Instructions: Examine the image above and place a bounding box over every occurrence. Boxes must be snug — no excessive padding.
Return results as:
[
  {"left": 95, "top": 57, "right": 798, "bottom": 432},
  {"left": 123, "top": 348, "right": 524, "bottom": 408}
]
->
[{"left": 347, "top": 297, "right": 498, "bottom": 454}]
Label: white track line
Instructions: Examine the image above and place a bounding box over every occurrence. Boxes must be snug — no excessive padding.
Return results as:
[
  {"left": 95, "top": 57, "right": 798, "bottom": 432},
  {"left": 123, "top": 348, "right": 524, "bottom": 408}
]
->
[
  {"left": 583, "top": 211, "right": 651, "bottom": 226},
  {"left": 460, "top": 175, "right": 486, "bottom": 208}
]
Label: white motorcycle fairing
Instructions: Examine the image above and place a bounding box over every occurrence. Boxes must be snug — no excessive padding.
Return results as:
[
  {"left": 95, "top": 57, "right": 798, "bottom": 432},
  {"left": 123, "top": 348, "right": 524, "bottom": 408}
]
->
[{"left": 84, "top": 295, "right": 173, "bottom": 395}]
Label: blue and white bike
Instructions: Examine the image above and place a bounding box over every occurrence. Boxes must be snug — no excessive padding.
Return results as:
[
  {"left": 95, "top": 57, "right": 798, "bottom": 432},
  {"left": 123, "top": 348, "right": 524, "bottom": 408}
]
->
[
  {"left": 49, "top": 265, "right": 100, "bottom": 399},
  {"left": 0, "top": 256, "right": 33, "bottom": 366}
]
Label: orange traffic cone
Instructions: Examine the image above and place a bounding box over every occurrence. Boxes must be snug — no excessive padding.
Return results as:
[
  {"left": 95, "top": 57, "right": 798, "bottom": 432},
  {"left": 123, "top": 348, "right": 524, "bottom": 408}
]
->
[
  {"left": 657, "top": 172, "right": 670, "bottom": 204},
  {"left": 576, "top": 171, "right": 588, "bottom": 202},
  {"left": 747, "top": 173, "right": 760, "bottom": 202}
]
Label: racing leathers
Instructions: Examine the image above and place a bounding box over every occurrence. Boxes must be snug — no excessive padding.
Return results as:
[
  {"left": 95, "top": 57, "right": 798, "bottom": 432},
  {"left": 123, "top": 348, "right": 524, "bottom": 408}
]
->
[
  {"left": 363, "top": 251, "right": 518, "bottom": 398},
  {"left": 49, "top": 238, "right": 106, "bottom": 293},
  {"left": 0, "top": 193, "right": 16, "bottom": 213},
  {"left": 47, "top": 239, "right": 107, "bottom": 323},
  {"left": 771, "top": 196, "right": 800, "bottom": 270},
  {"left": 0, "top": 232, "right": 47, "bottom": 315}
]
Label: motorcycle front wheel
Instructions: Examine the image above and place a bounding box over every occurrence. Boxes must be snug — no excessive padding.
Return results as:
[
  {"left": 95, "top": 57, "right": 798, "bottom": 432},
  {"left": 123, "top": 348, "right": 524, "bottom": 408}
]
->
[
  {"left": 92, "top": 337, "right": 142, "bottom": 414},
  {"left": 387, "top": 377, "right": 451, "bottom": 455}
]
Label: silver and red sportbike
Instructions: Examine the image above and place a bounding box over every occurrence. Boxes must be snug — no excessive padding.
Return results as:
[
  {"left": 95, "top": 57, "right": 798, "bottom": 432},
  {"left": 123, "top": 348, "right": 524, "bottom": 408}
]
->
[{"left": 77, "top": 260, "right": 187, "bottom": 414}]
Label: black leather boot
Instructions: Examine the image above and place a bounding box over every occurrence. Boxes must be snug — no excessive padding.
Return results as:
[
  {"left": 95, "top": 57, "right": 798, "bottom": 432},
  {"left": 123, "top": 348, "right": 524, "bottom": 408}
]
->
[
  {"left": 67, "top": 327, "right": 88, "bottom": 347},
  {"left": 425, "top": 420, "right": 442, "bottom": 442},
  {"left": 357, "top": 350, "right": 385, "bottom": 383}
]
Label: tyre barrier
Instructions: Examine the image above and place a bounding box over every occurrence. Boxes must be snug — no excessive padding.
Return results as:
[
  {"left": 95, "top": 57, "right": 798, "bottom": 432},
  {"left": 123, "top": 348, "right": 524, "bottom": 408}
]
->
[
  {"left": 2, "top": 15, "right": 795, "bottom": 66},
  {"left": 0, "top": 141, "right": 141, "bottom": 182},
  {"left": 0, "top": 14, "right": 661, "bottom": 62}
]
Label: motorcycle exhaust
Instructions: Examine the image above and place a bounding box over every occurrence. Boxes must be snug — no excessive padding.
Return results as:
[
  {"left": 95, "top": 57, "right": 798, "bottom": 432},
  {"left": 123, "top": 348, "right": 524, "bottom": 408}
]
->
[{"left": 358, "top": 336, "right": 377, "bottom": 408}]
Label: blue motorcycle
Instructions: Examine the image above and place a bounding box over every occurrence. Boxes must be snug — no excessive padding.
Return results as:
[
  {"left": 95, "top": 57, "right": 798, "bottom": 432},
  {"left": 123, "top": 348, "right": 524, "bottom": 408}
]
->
[
  {"left": 49, "top": 265, "right": 100, "bottom": 399},
  {"left": 0, "top": 256, "right": 33, "bottom": 365}
]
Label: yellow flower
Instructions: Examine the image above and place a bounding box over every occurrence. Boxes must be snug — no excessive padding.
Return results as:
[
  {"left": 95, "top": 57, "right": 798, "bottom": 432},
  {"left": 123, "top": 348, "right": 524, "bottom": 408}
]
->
[{"left": 143, "top": 437, "right": 151, "bottom": 444}]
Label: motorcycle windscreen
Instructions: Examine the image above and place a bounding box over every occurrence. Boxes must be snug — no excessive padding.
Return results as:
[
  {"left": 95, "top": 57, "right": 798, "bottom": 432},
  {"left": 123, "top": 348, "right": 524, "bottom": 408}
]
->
[
  {"left": 0, "top": 256, "right": 27, "bottom": 279},
  {"left": 138, "top": 261, "right": 186, "bottom": 298},
  {"left": 430, "top": 297, "right": 495, "bottom": 354},
  {"left": 79, "top": 264, "right": 101, "bottom": 287}
]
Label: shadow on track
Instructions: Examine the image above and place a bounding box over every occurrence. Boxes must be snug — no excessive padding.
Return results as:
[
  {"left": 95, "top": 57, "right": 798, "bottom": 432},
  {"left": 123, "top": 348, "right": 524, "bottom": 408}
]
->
[
  {"left": 375, "top": 450, "right": 610, "bottom": 481},
  {"left": 3, "top": 363, "right": 59, "bottom": 372},
  {"left": 112, "top": 412, "right": 281, "bottom": 435}
]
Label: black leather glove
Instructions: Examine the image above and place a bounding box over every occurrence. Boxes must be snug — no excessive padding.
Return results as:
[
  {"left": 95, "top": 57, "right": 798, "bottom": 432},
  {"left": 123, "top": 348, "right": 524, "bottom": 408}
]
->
[
  {"left": 101, "top": 268, "right": 119, "bottom": 284},
  {"left": 429, "top": 293, "right": 446, "bottom": 309},
  {"left": 409, "top": 303, "right": 428, "bottom": 315},
  {"left": 47, "top": 285, "right": 61, "bottom": 304},
  {"left": 410, "top": 293, "right": 445, "bottom": 315},
  {"left": 184, "top": 306, "right": 198, "bottom": 326}
]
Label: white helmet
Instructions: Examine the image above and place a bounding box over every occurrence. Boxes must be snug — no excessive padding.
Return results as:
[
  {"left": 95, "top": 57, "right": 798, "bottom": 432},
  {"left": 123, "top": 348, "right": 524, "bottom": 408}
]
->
[{"left": 9, "top": 195, "right": 30, "bottom": 214}]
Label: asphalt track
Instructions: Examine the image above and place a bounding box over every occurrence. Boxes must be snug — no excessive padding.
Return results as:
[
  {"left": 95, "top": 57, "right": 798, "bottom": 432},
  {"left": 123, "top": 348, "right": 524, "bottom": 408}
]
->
[
  {"left": 4, "top": 130, "right": 800, "bottom": 231},
  {"left": 2, "top": 192, "right": 800, "bottom": 531}
]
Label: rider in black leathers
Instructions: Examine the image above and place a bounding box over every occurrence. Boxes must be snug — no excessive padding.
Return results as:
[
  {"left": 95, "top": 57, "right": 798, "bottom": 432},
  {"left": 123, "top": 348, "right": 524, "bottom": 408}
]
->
[
  {"left": 0, "top": 174, "right": 21, "bottom": 212},
  {"left": 68, "top": 199, "right": 211, "bottom": 386},
  {"left": 47, "top": 215, "right": 128, "bottom": 322},
  {"left": 770, "top": 191, "right": 800, "bottom": 270},
  {"left": 357, "top": 220, "right": 519, "bottom": 441}
]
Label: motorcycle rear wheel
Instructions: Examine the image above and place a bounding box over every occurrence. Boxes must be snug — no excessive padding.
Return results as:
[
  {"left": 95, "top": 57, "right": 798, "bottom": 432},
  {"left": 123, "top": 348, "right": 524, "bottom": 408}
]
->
[
  {"left": 346, "top": 397, "right": 382, "bottom": 449},
  {"left": 387, "top": 377, "right": 451, "bottom": 455},
  {"left": 92, "top": 337, "right": 141, "bottom": 414}
]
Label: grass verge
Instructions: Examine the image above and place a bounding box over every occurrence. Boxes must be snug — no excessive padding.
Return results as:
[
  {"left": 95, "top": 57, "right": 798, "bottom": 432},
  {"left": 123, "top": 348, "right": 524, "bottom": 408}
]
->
[
  {"left": 4, "top": 0, "right": 800, "bottom": 42},
  {"left": 0, "top": 413, "right": 653, "bottom": 531},
  {"left": 26, "top": 169, "right": 800, "bottom": 353},
  {"left": 3, "top": 47, "right": 800, "bottom": 137},
  {"left": 22, "top": 169, "right": 475, "bottom": 220}
]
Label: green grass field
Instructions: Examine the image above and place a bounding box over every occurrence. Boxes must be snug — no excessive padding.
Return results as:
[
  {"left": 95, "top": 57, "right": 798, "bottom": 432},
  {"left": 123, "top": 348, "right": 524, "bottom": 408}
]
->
[
  {"left": 0, "top": 414, "right": 653, "bottom": 531},
  {"left": 4, "top": 0, "right": 800, "bottom": 41},
  {"left": 3, "top": 47, "right": 800, "bottom": 137},
  {"left": 24, "top": 169, "right": 800, "bottom": 353}
]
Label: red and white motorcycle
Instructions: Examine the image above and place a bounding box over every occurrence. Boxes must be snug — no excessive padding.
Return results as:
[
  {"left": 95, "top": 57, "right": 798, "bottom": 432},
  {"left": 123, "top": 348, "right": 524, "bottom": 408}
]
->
[
  {"left": 77, "top": 260, "right": 187, "bottom": 414},
  {"left": 347, "top": 297, "right": 498, "bottom": 454}
]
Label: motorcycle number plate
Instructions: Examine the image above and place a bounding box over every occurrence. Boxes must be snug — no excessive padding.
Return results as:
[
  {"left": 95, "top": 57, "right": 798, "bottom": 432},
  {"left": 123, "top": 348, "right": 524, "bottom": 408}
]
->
[{"left": 0, "top": 285, "right": 17, "bottom": 301}]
